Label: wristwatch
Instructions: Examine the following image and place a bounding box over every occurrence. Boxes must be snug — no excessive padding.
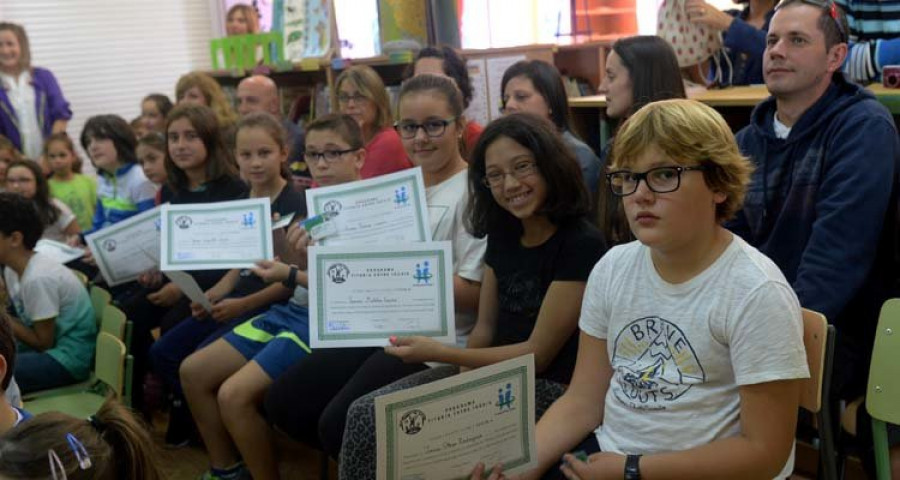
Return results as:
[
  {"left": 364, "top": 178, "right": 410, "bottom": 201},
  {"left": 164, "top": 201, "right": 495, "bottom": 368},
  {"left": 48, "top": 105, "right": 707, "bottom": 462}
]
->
[
  {"left": 282, "top": 266, "right": 298, "bottom": 289},
  {"left": 624, "top": 454, "right": 642, "bottom": 480}
]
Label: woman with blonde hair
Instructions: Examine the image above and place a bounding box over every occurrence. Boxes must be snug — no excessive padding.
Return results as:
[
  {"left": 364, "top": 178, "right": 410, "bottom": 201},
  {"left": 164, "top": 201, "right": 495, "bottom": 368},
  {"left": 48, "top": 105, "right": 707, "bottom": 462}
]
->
[
  {"left": 334, "top": 65, "right": 411, "bottom": 178},
  {"left": 226, "top": 3, "right": 260, "bottom": 36},
  {"left": 175, "top": 72, "right": 239, "bottom": 130}
]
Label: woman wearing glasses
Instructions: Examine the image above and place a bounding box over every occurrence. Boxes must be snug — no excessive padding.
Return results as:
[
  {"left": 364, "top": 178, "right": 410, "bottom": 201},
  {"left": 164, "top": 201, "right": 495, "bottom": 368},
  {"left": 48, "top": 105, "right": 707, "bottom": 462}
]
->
[
  {"left": 499, "top": 60, "right": 601, "bottom": 193},
  {"left": 337, "top": 111, "right": 606, "bottom": 479},
  {"left": 334, "top": 65, "right": 412, "bottom": 179},
  {"left": 685, "top": 0, "right": 777, "bottom": 86},
  {"left": 474, "top": 99, "right": 806, "bottom": 480},
  {"left": 263, "top": 75, "right": 488, "bottom": 464}
]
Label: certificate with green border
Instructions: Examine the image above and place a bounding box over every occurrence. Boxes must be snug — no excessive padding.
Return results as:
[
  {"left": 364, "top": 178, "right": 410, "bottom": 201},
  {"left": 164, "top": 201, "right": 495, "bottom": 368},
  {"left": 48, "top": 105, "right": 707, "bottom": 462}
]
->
[
  {"left": 309, "top": 241, "right": 455, "bottom": 348},
  {"left": 375, "top": 354, "right": 537, "bottom": 480},
  {"left": 85, "top": 204, "right": 162, "bottom": 286},
  {"left": 305, "top": 167, "right": 431, "bottom": 246},
  {"left": 160, "top": 198, "right": 273, "bottom": 271}
]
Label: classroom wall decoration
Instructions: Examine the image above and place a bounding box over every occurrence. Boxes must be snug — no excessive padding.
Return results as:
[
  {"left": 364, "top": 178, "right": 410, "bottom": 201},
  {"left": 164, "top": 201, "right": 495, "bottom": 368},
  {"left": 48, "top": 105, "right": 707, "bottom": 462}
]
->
[
  {"left": 283, "top": 0, "right": 333, "bottom": 60},
  {"left": 379, "top": 0, "right": 428, "bottom": 51}
]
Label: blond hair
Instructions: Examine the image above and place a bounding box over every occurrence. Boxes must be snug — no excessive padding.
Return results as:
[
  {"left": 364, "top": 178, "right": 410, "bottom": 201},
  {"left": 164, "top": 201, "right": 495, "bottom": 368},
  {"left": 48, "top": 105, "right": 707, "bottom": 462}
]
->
[
  {"left": 335, "top": 65, "right": 394, "bottom": 134},
  {"left": 226, "top": 4, "right": 260, "bottom": 34},
  {"left": 611, "top": 99, "right": 753, "bottom": 222},
  {"left": 175, "top": 72, "right": 239, "bottom": 129}
]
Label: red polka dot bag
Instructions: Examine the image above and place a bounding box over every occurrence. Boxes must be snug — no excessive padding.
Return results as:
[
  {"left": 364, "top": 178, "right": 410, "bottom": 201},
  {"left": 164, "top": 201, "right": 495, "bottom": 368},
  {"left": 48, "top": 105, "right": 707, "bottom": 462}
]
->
[{"left": 657, "top": 0, "right": 726, "bottom": 83}]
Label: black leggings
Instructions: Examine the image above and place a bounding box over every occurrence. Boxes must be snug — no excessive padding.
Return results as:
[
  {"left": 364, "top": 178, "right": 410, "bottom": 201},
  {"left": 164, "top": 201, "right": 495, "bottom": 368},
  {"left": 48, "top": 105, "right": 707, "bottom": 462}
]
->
[{"left": 264, "top": 348, "right": 428, "bottom": 458}]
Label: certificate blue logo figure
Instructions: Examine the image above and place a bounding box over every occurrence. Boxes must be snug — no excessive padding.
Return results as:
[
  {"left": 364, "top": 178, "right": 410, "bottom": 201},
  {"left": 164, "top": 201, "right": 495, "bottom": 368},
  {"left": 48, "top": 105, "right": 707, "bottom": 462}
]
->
[
  {"left": 496, "top": 383, "right": 516, "bottom": 411},
  {"left": 414, "top": 261, "right": 432, "bottom": 285},
  {"left": 241, "top": 211, "right": 256, "bottom": 228},
  {"left": 327, "top": 263, "right": 350, "bottom": 284},
  {"left": 394, "top": 186, "right": 409, "bottom": 206}
]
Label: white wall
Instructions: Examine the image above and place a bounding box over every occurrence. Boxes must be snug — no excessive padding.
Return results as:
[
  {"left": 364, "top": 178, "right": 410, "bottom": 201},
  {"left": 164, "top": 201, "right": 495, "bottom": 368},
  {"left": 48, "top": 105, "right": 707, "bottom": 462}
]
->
[{"left": 4, "top": 0, "right": 218, "bottom": 160}]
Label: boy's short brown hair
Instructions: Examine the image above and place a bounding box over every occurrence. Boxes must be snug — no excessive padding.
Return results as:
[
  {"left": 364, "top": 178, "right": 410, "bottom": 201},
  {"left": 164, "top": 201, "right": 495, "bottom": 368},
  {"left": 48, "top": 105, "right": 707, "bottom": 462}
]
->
[{"left": 611, "top": 99, "right": 754, "bottom": 222}]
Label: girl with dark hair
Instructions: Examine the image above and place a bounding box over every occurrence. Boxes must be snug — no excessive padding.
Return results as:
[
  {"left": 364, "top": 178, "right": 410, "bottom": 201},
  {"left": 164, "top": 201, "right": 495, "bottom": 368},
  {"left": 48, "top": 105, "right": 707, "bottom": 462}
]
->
[
  {"left": 80, "top": 114, "right": 156, "bottom": 233},
  {"left": 0, "top": 398, "right": 162, "bottom": 479},
  {"left": 5, "top": 159, "right": 79, "bottom": 244},
  {"left": 0, "top": 22, "right": 72, "bottom": 161},
  {"left": 45, "top": 132, "right": 96, "bottom": 231},
  {"left": 409, "top": 45, "right": 482, "bottom": 157},
  {"left": 597, "top": 35, "right": 687, "bottom": 245},
  {"left": 336, "top": 112, "right": 607, "bottom": 480},
  {"left": 686, "top": 0, "right": 776, "bottom": 86},
  {"left": 119, "top": 104, "right": 247, "bottom": 415},
  {"left": 500, "top": 60, "right": 601, "bottom": 193},
  {"left": 140, "top": 93, "right": 174, "bottom": 135}
]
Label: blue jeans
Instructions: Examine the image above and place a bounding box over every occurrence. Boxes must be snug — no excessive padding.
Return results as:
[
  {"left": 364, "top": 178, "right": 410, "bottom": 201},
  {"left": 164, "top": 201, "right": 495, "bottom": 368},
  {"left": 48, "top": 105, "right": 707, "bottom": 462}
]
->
[{"left": 16, "top": 352, "right": 77, "bottom": 394}]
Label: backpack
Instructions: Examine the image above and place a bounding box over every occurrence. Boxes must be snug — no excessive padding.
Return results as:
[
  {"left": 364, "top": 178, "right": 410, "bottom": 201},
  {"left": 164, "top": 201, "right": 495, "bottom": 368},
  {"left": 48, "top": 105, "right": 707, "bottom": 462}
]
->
[{"left": 657, "top": 0, "right": 730, "bottom": 84}]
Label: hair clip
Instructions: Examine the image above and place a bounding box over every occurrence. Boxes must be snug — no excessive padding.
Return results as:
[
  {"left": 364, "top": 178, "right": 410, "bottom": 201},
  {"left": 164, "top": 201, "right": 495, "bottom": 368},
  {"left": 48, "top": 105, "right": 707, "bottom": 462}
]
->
[
  {"left": 48, "top": 449, "right": 67, "bottom": 480},
  {"left": 66, "top": 433, "right": 92, "bottom": 470}
]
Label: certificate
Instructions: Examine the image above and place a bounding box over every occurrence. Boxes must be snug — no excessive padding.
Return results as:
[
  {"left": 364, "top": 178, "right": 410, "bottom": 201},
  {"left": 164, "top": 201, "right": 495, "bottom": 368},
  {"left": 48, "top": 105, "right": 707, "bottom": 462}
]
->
[
  {"left": 35, "top": 239, "right": 85, "bottom": 265},
  {"left": 85, "top": 205, "right": 163, "bottom": 286},
  {"left": 305, "top": 168, "right": 431, "bottom": 245},
  {"left": 309, "top": 242, "right": 455, "bottom": 348},
  {"left": 160, "top": 198, "right": 273, "bottom": 271},
  {"left": 376, "top": 354, "right": 537, "bottom": 480}
]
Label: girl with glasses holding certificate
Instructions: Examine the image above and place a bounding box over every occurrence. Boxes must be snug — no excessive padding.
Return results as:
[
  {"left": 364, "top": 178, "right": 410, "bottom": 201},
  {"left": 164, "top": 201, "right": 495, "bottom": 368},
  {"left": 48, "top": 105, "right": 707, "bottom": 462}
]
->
[
  {"left": 476, "top": 100, "right": 808, "bottom": 480},
  {"left": 337, "top": 112, "right": 607, "bottom": 479}
]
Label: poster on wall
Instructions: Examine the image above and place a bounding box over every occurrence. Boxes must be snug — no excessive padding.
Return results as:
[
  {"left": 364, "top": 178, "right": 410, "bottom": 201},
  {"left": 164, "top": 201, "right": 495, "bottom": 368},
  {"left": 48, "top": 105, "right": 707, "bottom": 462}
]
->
[
  {"left": 224, "top": 0, "right": 275, "bottom": 32},
  {"left": 283, "top": 0, "right": 333, "bottom": 60},
  {"left": 379, "top": 0, "right": 428, "bottom": 51}
]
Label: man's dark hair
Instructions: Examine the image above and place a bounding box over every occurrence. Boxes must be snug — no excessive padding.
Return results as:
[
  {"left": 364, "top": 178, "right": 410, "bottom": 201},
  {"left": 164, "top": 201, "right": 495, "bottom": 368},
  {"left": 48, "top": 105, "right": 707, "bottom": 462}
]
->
[{"left": 776, "top": 0, "right": 849, "bottom": 49}]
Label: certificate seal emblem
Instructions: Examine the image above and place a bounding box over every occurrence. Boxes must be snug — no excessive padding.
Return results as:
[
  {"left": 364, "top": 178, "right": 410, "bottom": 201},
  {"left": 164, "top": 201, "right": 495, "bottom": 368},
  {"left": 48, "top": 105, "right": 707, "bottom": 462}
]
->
[
  {"left": 102, "top": 239, "right": 117, "bottom": 252},
  {"left": 327, "top": 263, "right": 350, "bottom": 284},
  {"left": 175, "top": 215, "right": 193, "bottom": 229},
  {"left": 323, "top": 200, "right": 342, "bottom": 217},
  {"left": 399, "top": 409, "right": 426, "bottom": 435}
]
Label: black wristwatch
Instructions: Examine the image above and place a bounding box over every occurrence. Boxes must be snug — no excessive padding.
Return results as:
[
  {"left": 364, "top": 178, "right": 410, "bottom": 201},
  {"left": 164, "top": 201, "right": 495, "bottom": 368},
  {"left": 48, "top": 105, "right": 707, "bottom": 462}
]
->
[
  {"left": 624, "top": 454, "right": 642, "bottom": 480},
  {"left": 282, "top": 266, "right": 298, "bottom": 289}
]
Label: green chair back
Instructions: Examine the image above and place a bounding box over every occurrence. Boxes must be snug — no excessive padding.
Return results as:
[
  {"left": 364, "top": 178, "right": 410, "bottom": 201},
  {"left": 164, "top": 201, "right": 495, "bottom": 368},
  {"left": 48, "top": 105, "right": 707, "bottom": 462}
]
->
[
  {"left": 69, "top": 268, "right": 89, "bottom": 287},
  {"left": 94, "top": 331, "right": 126, "bottom": 397},
  {"left": 90, "top": 285, "right": 112, "bottom": 327},
  {"left": 867, "top": 299, "right": 900, "bottom": 480},
  {"left": 100, "top": 304, "right": 127, "bottom": 343}
]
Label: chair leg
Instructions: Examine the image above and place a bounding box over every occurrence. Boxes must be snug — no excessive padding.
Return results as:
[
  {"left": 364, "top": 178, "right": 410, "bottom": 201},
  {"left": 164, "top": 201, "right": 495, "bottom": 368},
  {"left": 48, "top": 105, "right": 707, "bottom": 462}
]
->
[
  {"left": 818, "top": 407, "right": 839, "bottom": 480},
  {"left": 320, "top": 450, "right": 330, "bottom": 480},
  {"left": 872, "top": 419, "right": 891, "bottom": 480}
]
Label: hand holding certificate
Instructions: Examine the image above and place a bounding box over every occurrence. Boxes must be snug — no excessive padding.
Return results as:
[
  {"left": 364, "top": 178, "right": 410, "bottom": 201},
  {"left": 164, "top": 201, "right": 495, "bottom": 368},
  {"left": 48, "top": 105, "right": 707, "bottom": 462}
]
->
[
  {"left": 308, "top": 242, "right": 455, "bottom": 348},
  {"left": 305, "top": 168, "right": 431, "bottom": 245},
  {"left": 160, "top": 198, "right": 274, "bottom": 271},
  {"left": 85, "top": 205, "right": 163, "bottom": 286},
  {"left": 375, "top": 354, "right": 537, "bottom": 480}
]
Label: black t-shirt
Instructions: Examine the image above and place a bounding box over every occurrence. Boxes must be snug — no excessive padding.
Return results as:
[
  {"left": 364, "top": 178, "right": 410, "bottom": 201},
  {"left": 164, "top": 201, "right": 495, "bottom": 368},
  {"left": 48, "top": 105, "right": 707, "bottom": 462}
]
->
[
  {"left": 485, "top": 218, "right": 607, "bottom": 384},
  {"left": 232, "top": 184, "right": 306, "bottom": 297}
]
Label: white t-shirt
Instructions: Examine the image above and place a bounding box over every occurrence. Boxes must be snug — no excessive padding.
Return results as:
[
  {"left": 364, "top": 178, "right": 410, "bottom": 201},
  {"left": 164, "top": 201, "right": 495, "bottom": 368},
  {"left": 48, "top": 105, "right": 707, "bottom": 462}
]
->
[
  {"left": 426, "top": 169, "right": 486, "bottom": 344},
  {"left": 0, "top": 71, "right": 43, "bottom": 160},
  {"left": 41, "top": 199, "right": 77, "bottom": 243},
  {"left": 580, "top": 236, "right": 808, "bottom": 460}
]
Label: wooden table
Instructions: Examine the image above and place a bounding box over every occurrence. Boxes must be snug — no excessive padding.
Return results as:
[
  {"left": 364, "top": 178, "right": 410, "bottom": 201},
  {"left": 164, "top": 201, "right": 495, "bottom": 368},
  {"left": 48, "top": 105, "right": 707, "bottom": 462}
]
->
[{"left": 568, "top": 84, "right": 900, "bottom": 153}]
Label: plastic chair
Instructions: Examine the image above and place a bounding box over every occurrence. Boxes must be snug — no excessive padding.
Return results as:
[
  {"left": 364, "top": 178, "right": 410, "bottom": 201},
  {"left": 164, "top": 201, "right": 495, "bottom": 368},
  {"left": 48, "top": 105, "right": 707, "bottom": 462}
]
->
[
  {"left": 800, "top": 308, "right": 838, "bottom": 480},
  {"left": 100, "top": 304, "right": 127, "bottom": 343},
  {"left": 25, "top": 332, "right": 130, "bottom": 417},
  {"left": 89, "top": 285, "right": 112, "bottom": 327},
  {"left": 867, "top": 299, "right": 900, "bottom": 480}
]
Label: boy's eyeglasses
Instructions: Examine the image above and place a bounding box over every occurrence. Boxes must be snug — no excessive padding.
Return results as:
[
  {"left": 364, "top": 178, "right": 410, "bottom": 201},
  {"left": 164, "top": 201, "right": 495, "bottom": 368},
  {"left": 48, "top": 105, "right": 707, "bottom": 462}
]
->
[
  {"left": 606, "top": 165, "right": 706, "bottom": 197},
  {"left": 304, "top": 149, "right": 358, "bottom": 164},
  {"left": 783, "top": 0, "right": 848, "bottom": 43},
  {"left": 482, "top": 161, "right": 538, "bottom": 187},
  {"left": 393, "top": 118, "right": 456, "bottom": 139}
]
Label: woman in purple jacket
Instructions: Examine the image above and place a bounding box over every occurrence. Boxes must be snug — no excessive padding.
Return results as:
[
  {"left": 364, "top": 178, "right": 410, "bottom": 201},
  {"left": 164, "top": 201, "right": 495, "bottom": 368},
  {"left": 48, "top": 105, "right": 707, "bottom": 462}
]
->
[{"left": 0, "top": 22, "right": 71, "bottom": 161}]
